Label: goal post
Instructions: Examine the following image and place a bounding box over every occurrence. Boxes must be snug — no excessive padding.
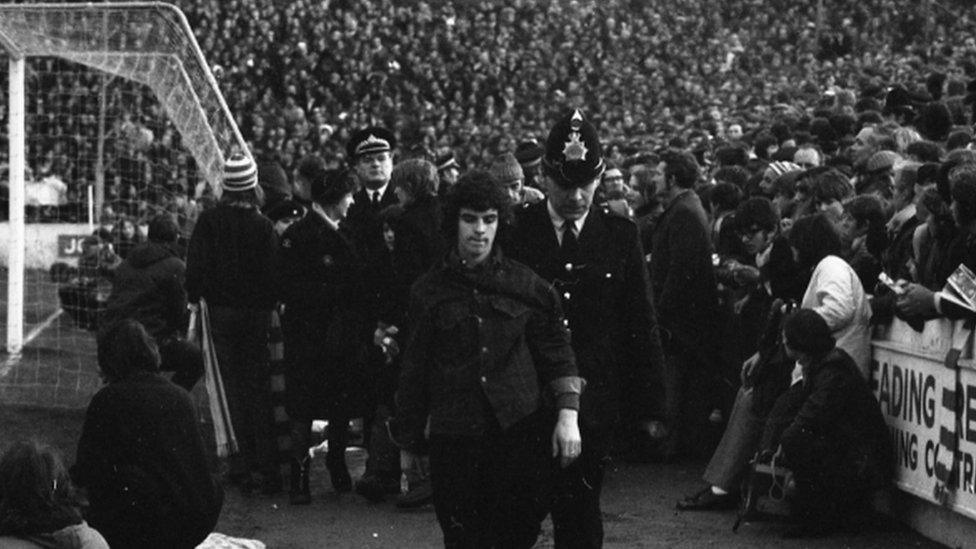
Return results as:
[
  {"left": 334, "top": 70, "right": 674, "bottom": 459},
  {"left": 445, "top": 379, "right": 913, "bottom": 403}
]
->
[{"left": 0, "top": 3, "right": 247, "bottom": 406}]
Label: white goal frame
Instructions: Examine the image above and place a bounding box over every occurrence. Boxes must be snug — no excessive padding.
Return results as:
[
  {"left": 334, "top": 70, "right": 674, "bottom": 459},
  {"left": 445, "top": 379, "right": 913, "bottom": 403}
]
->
[{"left": 0, "top": 2, "right": 248, "bottom": 354}]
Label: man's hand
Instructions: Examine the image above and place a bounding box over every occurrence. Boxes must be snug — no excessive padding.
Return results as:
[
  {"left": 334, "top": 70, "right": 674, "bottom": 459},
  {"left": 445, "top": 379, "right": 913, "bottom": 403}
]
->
[
  {"left": 740, "top": 351, "right": 760, "bottom": 384},
  {"left": 552, "top": 408, "right": 582, "bottom": 468},
  {"left": 639, "top": 419, "right": 668, "bottom": 439},
  {"left": 896, "top": 283, "right": 937, "bottom": 317}
]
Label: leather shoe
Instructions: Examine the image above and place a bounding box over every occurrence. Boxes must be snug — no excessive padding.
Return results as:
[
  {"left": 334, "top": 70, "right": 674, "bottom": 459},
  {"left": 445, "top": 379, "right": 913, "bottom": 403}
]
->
[
  {"left": 355, "top": 474, "right": 400, "bottom": 503},
  {"left": 676, "top": 487, "right": 738, "bottom": 511},
  {"left": 396, "top": 480, "right": 432, "bottom": 509}
]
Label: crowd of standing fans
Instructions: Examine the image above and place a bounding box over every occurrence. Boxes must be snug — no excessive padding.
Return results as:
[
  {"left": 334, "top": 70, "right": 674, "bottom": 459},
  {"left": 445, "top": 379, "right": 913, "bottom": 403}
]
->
[{"left": 11, "top": 0, "right": 976, "bottom": 546}]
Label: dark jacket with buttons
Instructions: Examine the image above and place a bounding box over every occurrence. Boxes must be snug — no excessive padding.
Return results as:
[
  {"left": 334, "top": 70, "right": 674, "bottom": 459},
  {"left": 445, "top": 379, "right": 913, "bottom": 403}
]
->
[
  {"left": 506, "top": 202, "right": 666, "bottom": 426},
  {"left": 393, "top": 250, "right": 582, "bottom": 450}
]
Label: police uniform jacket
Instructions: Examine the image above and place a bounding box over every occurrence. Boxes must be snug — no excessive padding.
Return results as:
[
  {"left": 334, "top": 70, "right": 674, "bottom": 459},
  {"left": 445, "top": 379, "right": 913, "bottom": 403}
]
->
[
  {"left": 506, "top": 202, "right": 666, "bottom": 426},
  {"left": 277, "top": 209, "right": 369, "bottom": 355},
  {"left": 346, "top": 184, "right": 400, "bottom": 322},
  {"left": 393, "top": 249, "right": 582, "bottom": 451}
]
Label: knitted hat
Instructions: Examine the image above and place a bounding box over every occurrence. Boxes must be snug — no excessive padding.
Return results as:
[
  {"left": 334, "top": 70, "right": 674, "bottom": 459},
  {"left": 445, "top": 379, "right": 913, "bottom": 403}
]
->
[
  {"left": 543, "top": 110, "right": 605, "bottom": 187},
  {"left": 763, "top": 161, "right": 801, "bottom": 180},
  {"left": 783, "top": 309, "right": 835, "bottom": 357},
  {"left": 515, "top": 140, "right": 544, "bottom": 168},
  {"left": 222, "top": 153, "right": 258, "bottom": 192},
  {"left": 793, "top": 148, "right": 822, "bottom": 168},
  {"left": 865, "top": 150, "right": 902, "bottom": 174},
  {"left": 258, "top": 160, "right": 290, "bottom": 196},
  {"left": 489, "top": 153, "right": 524, "bottom": 184}
]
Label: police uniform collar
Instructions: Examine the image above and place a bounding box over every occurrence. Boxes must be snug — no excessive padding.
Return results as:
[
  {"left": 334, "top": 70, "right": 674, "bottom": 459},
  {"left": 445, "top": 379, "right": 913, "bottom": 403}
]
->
[
  {"left": 364, "top": 182, "right": 390, "bottom": 202},
  {"left": 546, "top": 199, "right": 589, "bottom": 237}
]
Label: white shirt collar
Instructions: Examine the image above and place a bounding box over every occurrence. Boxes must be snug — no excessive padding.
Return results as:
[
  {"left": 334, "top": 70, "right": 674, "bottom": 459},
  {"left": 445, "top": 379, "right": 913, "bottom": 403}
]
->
[
  {"left": 367, "top": 182, "right": 390, "bottom": 203},
  {"left": 312, "top": 202, "right": 341, "bottom": 232},
  {"left": 546, "top": 199, "right": 589, "bottom": 243}
]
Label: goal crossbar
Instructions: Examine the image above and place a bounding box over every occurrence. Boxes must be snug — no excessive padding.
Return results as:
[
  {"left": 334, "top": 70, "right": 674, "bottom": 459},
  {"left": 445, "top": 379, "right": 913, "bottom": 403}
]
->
[{"left": 0, "top": 2, "right": 246, "bottom": 354}]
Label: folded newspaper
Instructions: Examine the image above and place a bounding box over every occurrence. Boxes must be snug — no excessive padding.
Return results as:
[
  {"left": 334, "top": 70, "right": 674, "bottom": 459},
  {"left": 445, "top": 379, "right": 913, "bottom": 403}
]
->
[{"left": 942, "top": 264, "right": 976, "bottom": 312}]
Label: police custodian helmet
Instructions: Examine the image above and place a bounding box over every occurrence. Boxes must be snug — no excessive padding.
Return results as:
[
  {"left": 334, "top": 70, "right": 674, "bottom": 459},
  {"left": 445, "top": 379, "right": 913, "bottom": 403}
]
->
[{"left": 542, "top": 109, "right": 605, "bottom": 188}]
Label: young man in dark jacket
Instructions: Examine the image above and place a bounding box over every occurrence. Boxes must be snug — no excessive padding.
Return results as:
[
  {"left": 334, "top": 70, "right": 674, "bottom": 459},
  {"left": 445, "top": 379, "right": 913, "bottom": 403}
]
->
[
  {"left": 102, "top": 214, "right": 202, "bottom": 391},
  {"left": 391, "top": 170, "right": 583, "bottom": 548},
  {"left": 185, "top": 153, "right": 279, "bottom": 494}
]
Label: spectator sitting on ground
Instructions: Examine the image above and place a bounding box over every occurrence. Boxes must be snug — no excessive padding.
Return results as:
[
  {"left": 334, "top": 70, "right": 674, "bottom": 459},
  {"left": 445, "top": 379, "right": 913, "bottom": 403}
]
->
[
  {"left": 758, "top": 309, "right": 891, "bottom": 539},
  {"left": 72, "top": 319, "right": 223, "bottom": 549},
  {"left": 0, "top": 441, "right": 109, "bottom": 549}
]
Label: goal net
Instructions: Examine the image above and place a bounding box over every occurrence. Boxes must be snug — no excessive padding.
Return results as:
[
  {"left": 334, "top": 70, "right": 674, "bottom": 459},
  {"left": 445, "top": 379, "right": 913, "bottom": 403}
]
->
[{"left": 0, "top": 3, "right": 247, "bottom": 408}]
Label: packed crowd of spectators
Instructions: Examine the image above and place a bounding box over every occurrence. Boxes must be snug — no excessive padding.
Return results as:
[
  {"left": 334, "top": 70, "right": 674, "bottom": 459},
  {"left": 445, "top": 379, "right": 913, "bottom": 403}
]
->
[{"left": 4, "top": 0, "right": 976, "bottom": 228}]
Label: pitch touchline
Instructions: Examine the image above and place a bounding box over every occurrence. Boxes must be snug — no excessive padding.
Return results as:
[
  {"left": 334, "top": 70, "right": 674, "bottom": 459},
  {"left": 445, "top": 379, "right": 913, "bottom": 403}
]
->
[{"left": 0, "top": 309, "right": 64, "bottom": 377}]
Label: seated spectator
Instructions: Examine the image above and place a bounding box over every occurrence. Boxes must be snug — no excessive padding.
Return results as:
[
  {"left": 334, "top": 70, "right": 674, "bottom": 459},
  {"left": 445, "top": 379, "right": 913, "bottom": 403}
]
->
[
  {"left": 117, "top": 216, "right": 143, "bottom": 258},
  {"left": 101, "top": 214, "right": 203, "bottom": 391},
  {"left": 72, "top": 319, "right": 223, "bottom": 549},
  {"left": 0, "top": 441, "right": 109, "bottom": 548},
  {"left": 677, "top": 212, "right": 869, "bottom": 512},
  {"left": 759, "top": 309, "right": 890, "bottom": 538}
]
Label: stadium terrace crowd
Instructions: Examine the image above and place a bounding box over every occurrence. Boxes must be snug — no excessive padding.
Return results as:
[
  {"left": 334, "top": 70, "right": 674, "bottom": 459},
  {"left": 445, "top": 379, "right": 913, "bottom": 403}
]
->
[{"left": 9, "top": 0, "right": 976, "bottom": 547}]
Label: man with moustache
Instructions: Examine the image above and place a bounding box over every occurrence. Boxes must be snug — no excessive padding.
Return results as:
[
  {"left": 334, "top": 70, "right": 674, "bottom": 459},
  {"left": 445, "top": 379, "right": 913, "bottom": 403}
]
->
[
  {"left": 343, "top": 126, "right": 405, "bottom": 501},
  {"left": 506, "top": 110, "right": 666, "bottom": 548}
]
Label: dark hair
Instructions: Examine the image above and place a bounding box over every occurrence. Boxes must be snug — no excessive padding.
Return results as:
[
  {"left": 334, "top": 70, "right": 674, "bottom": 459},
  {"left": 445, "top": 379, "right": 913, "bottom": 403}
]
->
[
  {"left": 843, "top": 195, "right": 888, "bottom": 258},
  {"left": 0, "top": 441, "right": 83, "bottom": 536},
  {"left": 441, "top": 170, "right": 511, "bottom": 240},
  {"left": 808, "top": 168, "right": 853, "bottom": 206},
  {"left": 391, "top": 158, "right": 438, "bottom": 201},
  {"left": 788, "top": 214, "right": 842, "bottom": 270},
  {"left": 905, "top": 140, "right": 943, "bottom": 163},
  {"left": 713, "top": 165, "right": 749, "bottom": 189},
  {"left": 96, "top": 319, "right": 161, "bottom": 383},
  {"left": 709, "top": 182, "right": 743, "bottom": 213},
  {"left": 312, "top": 169, "right": 357, "bottom": 206},
  {"left": 951, "top": 167, "right": 976, "bottom": 227},
  {"left": 783, "top": 309, "right": 835, "bottom": 357},
  {"left": 663, "top": 150, "right": 699, "bottom": 189},
  {"left": 219, "top": 186, "right": 264, "bottom": 208},
  {"left": 733, "top": 197, "right": 778, "bottom": 233},
  {"left": 147, "top": 214, "right": 179, "bottom": 243}
]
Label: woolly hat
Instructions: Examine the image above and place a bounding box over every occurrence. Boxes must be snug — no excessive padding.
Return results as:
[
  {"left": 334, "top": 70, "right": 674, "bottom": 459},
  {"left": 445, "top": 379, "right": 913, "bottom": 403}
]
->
[
  {"left": 793, "top": 148, "right": 822, "bottom": 168},
  {"left": 764, "top": 161, "right": 801, "bottom": 180},
  {"left": 865, "top": 150, "right": 902, "bottom": 174},
  {"left": 258, "top": 160, "right": 290, "bottom": 196},
  {"left": 543, "top": 110, "right": 605, "bottom": 187},
  {"left": 489, "top": 153, "right": 524, "bottom": 184},
  {"left": 222, "top": 153, "right": 258, "bottom": 192},
  {"left": 783, "top": 309, "right": 835, "bottom": 357},
  {"left": 515, "top": 140, "right": 544, "bottom": 168}
]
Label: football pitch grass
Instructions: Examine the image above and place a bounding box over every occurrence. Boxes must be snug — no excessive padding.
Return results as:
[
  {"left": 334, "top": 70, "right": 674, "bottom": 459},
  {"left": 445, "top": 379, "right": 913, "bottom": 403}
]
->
[{"left": 0, "top": 269, "right": 101, "bottom": 408}]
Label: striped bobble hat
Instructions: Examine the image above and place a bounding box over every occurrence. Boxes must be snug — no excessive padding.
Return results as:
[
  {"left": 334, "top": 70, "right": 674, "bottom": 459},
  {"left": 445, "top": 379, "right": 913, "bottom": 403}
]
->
[
  {"left": 222, "top": 153, "right": 258, "bottom": 192},
  {"left": 763, "top": 161, "right": 801, "bottom": 180}
]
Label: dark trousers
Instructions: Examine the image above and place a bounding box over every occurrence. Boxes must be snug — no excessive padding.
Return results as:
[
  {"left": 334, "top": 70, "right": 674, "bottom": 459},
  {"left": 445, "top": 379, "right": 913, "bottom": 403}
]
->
[
  {"left": 282, "top": 320, "right": 351, "bottom": 468},
  {"left": 208, "top": 305, "right": 276, "bottom": 477},
  {"left": 363, "top": 403, "right": 400, "bottom": 481},
  {"left": 158, "top": 337, "right": 204, "bottom": 392},
  {"left": 430, "top": 413, "right": 550, "bottom": 549},
  {"left": 551, "top": 423, "right": 611, "bottom": 549}
]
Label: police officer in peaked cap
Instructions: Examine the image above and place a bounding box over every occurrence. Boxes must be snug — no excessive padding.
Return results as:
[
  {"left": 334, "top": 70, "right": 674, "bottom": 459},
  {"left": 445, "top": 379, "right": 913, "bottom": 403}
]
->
[{"left": 505, "top": 110, "right": 667, "bottom": 548}]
